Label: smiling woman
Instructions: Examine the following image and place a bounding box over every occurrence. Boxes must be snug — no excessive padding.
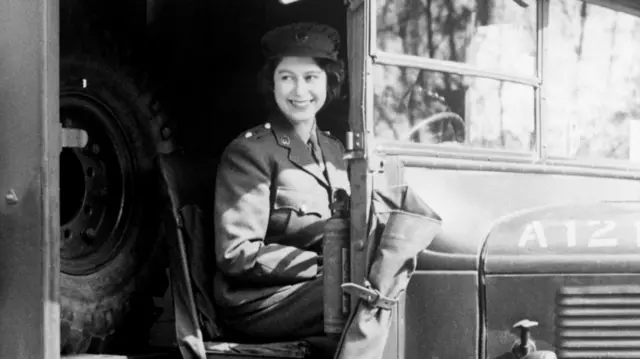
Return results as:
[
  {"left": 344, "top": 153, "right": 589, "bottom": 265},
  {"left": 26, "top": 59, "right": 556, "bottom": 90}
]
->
[
  {"left": 273, "top": 57, "right": 328, "bottom": 128},
  {"left": 211, "top": 22, "right": 350, "bottom": 352},
  {"left": 257, "top": 43, "right": 345, "bottom": 141}
]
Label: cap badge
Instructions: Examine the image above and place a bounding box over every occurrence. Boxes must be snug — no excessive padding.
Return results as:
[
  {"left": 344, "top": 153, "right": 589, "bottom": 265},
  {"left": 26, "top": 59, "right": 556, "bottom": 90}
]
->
[{"left": 295, "top": 32, "right": 309, "bottom": 43}]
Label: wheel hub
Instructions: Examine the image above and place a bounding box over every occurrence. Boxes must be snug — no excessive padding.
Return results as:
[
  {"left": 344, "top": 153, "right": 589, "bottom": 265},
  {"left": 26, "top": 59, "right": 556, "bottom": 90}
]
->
[{"left": 60, "top": 94, "right": 134, "bottom": 276}]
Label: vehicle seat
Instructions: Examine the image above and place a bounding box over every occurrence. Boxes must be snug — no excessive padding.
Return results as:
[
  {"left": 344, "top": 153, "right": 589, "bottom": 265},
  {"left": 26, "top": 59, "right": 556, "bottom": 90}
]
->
[{"left": 157, "top": 148, "right": 313, "bottom": 359}]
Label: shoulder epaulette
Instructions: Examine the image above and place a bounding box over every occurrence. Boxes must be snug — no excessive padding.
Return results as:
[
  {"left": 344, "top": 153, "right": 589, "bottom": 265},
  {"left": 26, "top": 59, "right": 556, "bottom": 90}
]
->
[{"left": 240, "top": 122, "right": 273, "bottom": 141}]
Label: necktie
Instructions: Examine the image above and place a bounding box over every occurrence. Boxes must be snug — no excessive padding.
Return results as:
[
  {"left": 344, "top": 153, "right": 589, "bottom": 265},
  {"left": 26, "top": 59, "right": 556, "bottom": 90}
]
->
[
  {"left": 307, "top": 135, "right": 325, "bottom": 172},
  {"left": 308, "top": 134, "right": 330, "bottom": 189}
]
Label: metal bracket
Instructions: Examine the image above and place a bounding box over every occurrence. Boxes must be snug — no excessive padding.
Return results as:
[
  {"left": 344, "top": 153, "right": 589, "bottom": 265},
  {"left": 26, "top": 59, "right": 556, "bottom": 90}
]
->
[
  {"left": 61, "top": 128, "right": 88, "bottom": 148},
  {"left": 344, "top": 131, "right": 385, "bottom": 173},
  {"left": 344, "top": 131, "right": 366, "bottom": 161},
  {"left": 345, "top": 131, "right": 364, "bottom": 152},
  {"left": 368, "top": 152, "right": 385, "bottom": 173},
  {"left": 341, "top": 282, "right": 397, "bottom": 310}
]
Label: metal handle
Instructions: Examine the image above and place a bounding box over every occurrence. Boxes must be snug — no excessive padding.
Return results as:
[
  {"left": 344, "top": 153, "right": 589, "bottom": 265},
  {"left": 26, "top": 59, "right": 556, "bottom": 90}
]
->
[
  {"left": 512, "top": 319, "right": 539, "bottom": 358},
  {"left": 62, "top": 128, "right": 88, "bottom": 148}
]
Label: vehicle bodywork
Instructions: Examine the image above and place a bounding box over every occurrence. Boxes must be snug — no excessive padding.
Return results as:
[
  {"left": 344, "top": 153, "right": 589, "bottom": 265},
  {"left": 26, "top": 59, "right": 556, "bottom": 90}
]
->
[
  {"left": 349, "top": 0, "right": 640, "bottom": 358},
  {"left": 2, "top": 0, "right": 640, "bottom": 358},
  {"left": 0, "top": 0, "right": 60, "bottom": 357},
  {"left": 396, "top": 163, "right": 640, "bottom": 358}
]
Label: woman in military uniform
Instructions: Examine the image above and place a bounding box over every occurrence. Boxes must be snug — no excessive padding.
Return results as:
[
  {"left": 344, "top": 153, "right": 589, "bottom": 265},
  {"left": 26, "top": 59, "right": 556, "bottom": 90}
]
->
[{"left": 213, "top": 23, "right": 349, "bottom": 341}]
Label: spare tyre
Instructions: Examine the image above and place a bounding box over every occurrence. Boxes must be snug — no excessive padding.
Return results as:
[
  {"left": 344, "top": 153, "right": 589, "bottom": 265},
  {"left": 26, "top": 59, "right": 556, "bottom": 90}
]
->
[{"left": 59, "top": 56, "right": 170, "bottom": 354}]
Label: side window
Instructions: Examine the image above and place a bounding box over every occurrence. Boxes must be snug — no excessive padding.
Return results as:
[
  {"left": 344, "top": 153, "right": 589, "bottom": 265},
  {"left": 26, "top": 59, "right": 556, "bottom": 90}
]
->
[
  {"left": 545, "top": 1, "right": 640, "bottom": 162},
  {"left": 374, "top": 0, "right": 537, "bottom": 152},
  {"left": 373, "top": 0, "right": 640, "bottom": 165},
  {"left": 376, "top": 0, "right": 537, "bottom": 75},
  {"left": 373, "top": 66, "right": 535, "bottom": 151}
]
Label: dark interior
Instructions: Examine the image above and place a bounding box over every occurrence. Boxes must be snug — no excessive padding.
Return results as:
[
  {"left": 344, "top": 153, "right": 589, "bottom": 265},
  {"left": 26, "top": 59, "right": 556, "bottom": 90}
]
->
[
  {"left": 56, "top": 0, "right": 350, "bottom": 351},
  {"left": 150, "top": 0, "right": 350, "bottom": 156},
  {"left": 61, "top": 0, "right": 349, "bottom": 157},
  {"left": 150, "top": 0, "right": 350, "bottom": 345}
]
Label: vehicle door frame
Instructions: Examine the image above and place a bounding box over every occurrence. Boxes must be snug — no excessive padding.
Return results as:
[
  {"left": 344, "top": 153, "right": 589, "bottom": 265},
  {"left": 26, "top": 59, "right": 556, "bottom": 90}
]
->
[
  {"left": 345, "top": 1, "right": 406, "bottom": 357},
  {"left": 0, "top": 0, "right": 61, "bottom": 358}
]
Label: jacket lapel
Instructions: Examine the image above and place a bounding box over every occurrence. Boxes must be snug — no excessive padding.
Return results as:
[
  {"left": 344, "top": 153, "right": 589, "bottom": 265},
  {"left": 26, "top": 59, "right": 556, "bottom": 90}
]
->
[
  {"left": 317, "top": 130, "right": 347, "bottom": 192},
  {"left": 270, "top": 117, "right": 329, "bottom": 188}
]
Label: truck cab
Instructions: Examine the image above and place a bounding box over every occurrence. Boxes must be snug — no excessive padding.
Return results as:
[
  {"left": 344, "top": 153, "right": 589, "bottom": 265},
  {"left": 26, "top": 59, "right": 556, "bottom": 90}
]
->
[{"left": 2, "top": 0, "right": 640, "bottom": 358}]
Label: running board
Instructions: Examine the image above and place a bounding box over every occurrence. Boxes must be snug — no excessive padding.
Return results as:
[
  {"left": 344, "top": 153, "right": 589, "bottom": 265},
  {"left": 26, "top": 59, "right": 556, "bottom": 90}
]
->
[{"left": 62, "top": 340, "right": 311, "bottom": 359}]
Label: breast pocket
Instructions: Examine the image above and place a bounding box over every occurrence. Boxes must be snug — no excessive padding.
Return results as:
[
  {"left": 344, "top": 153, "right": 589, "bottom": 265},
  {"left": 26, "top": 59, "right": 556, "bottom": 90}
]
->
[{"left": 270, "top": 187, "right": 330, "bottom": 235}]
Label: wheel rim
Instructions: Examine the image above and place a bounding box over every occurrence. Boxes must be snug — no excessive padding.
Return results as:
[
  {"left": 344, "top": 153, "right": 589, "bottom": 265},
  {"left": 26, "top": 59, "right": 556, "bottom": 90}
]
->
[{"left": 60, "top": 93, "right": 136, "bottom": 276}]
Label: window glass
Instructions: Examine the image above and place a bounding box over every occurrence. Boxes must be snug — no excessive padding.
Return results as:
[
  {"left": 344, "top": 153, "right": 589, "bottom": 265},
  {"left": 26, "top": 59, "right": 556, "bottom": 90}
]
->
[
  {"left": 376, "top": 0, "right": 537, "bottom": 77},
  {"left": 544, "top": 1, "right": 640, "bottom": 162},
  {"left": 373, "top": 64, "right": 535, "bottom": 152}
]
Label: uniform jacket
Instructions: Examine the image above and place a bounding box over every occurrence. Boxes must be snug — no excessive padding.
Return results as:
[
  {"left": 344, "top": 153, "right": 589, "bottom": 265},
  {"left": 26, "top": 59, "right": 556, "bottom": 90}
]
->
[{"left": 213, "top": 113, "right": 350, "bottom": 313}]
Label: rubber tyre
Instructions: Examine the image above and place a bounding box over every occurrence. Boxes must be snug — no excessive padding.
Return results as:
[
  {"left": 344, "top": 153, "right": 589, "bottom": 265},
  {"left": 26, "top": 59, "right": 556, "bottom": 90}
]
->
[{"left": 59, "top": 56, "right": 170, "bottom": 354}]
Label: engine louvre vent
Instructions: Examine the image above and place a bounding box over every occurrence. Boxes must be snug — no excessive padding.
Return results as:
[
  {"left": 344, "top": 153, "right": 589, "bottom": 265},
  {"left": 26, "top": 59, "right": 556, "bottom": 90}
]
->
[{"left": 556, "top": 285, "right": 640, "bottom": 358}]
